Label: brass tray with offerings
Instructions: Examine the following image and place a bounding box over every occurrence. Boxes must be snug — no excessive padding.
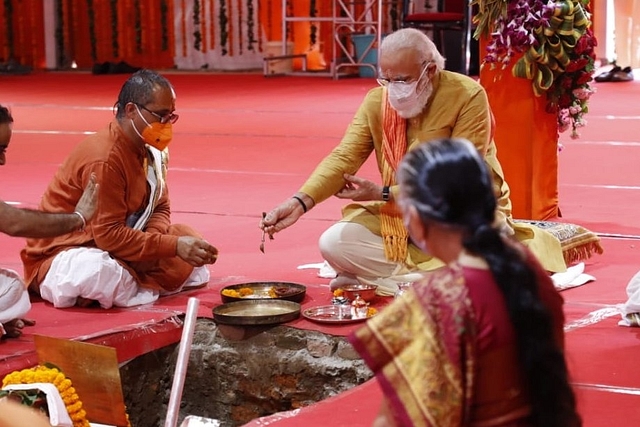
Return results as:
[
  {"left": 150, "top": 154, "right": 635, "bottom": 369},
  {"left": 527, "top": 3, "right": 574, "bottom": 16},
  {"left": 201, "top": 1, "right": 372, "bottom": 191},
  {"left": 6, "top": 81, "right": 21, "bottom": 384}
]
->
[
  {"left": 220, "top": 281, "right": 306, "bottom": 303},
  {"left": 212, "top": 300, "right": 301, "bottom": 326},
  {"left": 302, "top": 305, "right": 378, "bottom": 324}
]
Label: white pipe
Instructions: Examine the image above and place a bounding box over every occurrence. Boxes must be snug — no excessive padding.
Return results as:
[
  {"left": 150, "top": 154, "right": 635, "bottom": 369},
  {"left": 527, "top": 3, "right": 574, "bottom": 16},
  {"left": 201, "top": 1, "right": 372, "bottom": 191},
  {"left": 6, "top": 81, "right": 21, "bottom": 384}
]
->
[{"left": 165, "top": 297, "right": 200, "bottom": 427}]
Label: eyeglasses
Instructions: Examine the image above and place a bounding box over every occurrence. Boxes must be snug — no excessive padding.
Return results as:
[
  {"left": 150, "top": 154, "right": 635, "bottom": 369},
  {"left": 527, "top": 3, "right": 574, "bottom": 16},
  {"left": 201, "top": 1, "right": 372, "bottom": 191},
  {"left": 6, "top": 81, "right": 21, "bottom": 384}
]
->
[
  {"left": 377, "top": 63, "right": 430, "bottom": 87},
  {"left": 136, "top": 104, "right": 179, "bottom": 124}
]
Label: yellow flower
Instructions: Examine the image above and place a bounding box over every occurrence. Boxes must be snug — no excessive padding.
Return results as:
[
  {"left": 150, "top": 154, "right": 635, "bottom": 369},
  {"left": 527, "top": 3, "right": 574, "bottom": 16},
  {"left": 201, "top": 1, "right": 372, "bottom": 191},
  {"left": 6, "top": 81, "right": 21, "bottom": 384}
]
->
[{"left": 58, "top": 378, "right": 72, "bottom": 392}]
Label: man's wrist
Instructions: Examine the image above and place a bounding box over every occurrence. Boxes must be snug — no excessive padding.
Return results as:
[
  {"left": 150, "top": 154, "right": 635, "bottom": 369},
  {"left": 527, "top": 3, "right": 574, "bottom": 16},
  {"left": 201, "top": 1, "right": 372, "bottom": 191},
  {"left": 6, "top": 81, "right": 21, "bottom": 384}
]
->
[
  {"left": 292, "top": 193, "right": 315, "bottom": 213},
  {"left": 292, "top": 196, "right": 308, "bottom": 213},
  {"left": 73, "top": 211, "right": 87, "bottom": 231}
]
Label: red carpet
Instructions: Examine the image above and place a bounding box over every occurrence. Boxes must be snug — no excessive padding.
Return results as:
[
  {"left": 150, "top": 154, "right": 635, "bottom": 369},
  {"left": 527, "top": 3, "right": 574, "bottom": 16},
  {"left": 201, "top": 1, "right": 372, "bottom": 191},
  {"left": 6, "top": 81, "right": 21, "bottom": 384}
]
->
[{"left": 1, "top": 72, "right": 640, "bottom": 425}]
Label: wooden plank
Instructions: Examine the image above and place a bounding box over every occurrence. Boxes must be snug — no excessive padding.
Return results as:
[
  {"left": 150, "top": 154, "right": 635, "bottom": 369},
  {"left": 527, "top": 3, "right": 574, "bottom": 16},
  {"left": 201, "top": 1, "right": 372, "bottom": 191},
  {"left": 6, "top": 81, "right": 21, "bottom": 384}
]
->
[{"left": 34, "top": 335, "right": 128, "bottom": 427}]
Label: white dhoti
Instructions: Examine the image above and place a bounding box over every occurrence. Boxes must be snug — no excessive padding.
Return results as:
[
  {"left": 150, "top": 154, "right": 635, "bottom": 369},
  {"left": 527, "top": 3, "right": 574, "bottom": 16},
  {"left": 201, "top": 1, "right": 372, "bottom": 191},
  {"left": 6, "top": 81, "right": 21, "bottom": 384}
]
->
[
  {"left": 39, "top": 247, "right": 210, "bottom": 309},
  {"left": 0, "top": 268, "right": 31, "bottom": 337},
  {"left": 319, "top": 222, "right": 428, "bottom": 296},
  {"left": 619, "top": 270, "right": 640, "bottom": 326}
]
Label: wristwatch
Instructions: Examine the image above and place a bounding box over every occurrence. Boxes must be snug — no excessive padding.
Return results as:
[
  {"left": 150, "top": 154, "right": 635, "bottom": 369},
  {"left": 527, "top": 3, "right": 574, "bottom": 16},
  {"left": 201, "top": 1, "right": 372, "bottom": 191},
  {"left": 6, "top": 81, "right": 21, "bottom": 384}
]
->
[{"left": 382, "top": 186, "right": 390, "bottom": 202}]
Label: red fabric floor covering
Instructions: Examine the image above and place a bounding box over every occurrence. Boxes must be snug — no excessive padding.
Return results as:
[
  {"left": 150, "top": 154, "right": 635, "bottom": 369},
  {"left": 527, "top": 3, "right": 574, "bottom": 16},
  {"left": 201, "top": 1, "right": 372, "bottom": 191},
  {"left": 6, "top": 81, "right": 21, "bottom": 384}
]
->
[{"left": 1, "top": 72, "right": 640, "bottom": 425}]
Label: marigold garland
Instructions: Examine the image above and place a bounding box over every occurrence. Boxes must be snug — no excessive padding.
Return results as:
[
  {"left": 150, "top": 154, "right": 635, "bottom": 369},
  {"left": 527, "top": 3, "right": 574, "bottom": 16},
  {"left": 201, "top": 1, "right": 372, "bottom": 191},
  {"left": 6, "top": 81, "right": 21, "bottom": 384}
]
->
[
  {"left": 246, "top": 0, "right": 256, "bottom": 51},
  {"left": 309, "top": 0, "right": 317, "bottom": 47},
  {"left": 219, "top": 0, "right": 229, "bottom": 55},
  {"left": 2, "top": 365, "right": 89, "bottom": 427},
  {"left": 193, "top": 0, "right": 202, "bottom": 51}
]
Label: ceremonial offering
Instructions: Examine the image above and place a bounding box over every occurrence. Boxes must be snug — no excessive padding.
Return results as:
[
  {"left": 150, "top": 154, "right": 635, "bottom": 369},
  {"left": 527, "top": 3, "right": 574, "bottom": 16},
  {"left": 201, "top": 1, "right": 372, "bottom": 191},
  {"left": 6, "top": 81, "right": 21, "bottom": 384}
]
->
[
  {"left": 220, "top": 281, "right": 306, "bottom": 303},
  {"left": 351, "top": 294, "right": 369, "bottom": 318},
  {"left": 302, "top": 305, "right": 377, "bottom": 324},
  {"left": 333, "top": 283, "right": 378, "bottom": 302}
]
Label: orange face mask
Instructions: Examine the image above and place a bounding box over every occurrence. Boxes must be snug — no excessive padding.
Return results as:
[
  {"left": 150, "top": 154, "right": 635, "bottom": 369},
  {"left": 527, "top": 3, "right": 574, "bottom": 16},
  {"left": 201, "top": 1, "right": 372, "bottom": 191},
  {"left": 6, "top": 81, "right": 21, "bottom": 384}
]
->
[{"left": 133, "top": 105, "right": 173, "bottom": 151}]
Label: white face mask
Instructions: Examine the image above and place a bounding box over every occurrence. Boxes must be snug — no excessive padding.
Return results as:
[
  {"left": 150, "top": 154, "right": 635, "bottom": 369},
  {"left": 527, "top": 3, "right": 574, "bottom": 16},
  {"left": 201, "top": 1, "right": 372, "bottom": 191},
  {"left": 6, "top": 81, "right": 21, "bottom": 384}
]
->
[{"left": 386, "top": 66, "right": 432, "bottom": 118}]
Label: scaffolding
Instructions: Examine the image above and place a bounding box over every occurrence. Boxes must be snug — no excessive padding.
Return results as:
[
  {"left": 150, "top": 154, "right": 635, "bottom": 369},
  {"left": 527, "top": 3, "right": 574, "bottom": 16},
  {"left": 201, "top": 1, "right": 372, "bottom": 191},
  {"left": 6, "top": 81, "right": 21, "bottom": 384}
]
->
[{"left": 263, "top": 0, "right": 386, "bottom": 79}]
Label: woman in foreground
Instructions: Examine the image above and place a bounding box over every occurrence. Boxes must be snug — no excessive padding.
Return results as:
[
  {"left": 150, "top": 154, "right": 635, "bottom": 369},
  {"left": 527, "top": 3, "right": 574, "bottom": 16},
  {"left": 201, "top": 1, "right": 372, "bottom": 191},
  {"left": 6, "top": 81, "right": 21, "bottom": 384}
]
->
[{"left": 349, "top": 138, "right": 581, "bottom": 426}]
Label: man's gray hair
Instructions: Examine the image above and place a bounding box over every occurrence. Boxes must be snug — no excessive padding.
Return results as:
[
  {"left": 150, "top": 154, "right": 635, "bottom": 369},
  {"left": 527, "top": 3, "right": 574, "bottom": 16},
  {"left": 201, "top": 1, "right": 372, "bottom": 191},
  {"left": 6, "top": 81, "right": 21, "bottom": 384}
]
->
[
  {"left": 114, "top": 69, "right": 173, "bottom": 119},
  {"left": 380, "top": 28, "right": 446, "bottom": 71}
]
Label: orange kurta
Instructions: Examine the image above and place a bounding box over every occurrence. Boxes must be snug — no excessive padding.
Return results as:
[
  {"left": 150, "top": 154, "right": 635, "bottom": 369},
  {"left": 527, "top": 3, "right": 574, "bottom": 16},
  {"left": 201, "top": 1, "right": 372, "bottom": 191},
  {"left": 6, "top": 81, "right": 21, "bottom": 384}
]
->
[{"left": 21, "top": 120, "right": 196, "bottom": 292}]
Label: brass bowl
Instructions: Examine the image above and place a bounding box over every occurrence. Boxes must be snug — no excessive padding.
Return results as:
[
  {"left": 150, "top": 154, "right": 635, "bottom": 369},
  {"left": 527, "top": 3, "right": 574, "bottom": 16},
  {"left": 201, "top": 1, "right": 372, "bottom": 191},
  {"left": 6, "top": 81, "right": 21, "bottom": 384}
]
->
[
  {"left": 213, "top": 300, "right": 301, "bottom": 326},
  {"left": 340, "top": 283, "right": 378, "bottom": 303}
]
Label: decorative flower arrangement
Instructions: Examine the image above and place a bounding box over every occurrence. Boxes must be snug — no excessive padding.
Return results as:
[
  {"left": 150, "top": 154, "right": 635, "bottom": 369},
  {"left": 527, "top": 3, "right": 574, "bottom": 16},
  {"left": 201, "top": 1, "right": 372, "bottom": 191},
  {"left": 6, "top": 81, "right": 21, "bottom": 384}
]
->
[
  {"left": 551, "top": 26, "right": 597, "bottom": 139},
  {"left": 2, "top": 365, "right": 90, "bottom": 427},
  {"left": 473, "top": 0, "right": 596, "bottom": 139}
]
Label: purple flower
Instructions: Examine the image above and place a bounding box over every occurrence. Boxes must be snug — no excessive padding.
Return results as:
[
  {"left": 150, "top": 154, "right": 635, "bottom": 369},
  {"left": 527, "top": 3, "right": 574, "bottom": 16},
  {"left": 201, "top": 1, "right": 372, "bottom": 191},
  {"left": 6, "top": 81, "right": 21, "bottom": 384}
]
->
[{"left": 479, "top": 0, "right": 595, "bottom": 139}]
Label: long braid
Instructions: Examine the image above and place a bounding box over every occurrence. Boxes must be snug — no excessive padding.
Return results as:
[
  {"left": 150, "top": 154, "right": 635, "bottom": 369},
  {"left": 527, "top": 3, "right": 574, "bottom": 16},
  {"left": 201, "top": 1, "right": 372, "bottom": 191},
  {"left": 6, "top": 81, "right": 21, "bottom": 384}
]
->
[{"left": 463, "top": 226, "right": 580, "bottom": 427}]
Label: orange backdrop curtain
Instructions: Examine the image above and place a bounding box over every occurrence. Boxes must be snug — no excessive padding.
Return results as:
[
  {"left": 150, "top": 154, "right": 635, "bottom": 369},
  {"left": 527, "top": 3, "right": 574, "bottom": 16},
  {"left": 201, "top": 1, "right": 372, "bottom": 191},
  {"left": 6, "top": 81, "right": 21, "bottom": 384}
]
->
[
  {"left": 0, "top": 0, "right": 174, "bottom": 69},
  {"left": 56, "top": 0, "right": 175, "bottom": 69},
  {"left": 0, "top": 0, "right": 46, "bottom": 68},
  {"left": 479, "top": 40, "right": 560, "bottom": 221},
  {"left": 2, "top": 0, "right": 402, "bottom": 71}
]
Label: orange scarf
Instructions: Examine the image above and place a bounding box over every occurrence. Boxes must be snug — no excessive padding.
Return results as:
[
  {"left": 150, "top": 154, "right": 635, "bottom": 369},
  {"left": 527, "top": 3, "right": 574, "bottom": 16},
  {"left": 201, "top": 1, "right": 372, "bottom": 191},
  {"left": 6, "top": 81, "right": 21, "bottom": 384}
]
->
[{"left": 380, "top": 90, "right": 409, "bottom": 262}]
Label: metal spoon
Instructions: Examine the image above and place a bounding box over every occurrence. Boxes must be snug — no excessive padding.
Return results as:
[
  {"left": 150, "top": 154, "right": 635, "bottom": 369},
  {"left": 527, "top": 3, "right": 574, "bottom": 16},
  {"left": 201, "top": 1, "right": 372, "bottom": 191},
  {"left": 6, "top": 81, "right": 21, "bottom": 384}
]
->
[{"left": 260, "top": 212, "right": 267, "bottom": 253}]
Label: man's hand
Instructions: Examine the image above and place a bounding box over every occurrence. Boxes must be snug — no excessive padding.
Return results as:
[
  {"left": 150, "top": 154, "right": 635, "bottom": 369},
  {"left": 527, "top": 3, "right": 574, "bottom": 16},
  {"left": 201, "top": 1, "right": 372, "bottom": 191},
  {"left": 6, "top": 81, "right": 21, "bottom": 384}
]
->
[
  {"left": 74, "top": 173, "right": 99, "bottom": 222},
  {"left": 176, "top": 237, "right": 218, "bottom": 267},
  {"left": 261, "top": 194, "right": 313, "bottom": 236},
  {"left": 335, "top": 173, "right": 383, "bottom": 201}
]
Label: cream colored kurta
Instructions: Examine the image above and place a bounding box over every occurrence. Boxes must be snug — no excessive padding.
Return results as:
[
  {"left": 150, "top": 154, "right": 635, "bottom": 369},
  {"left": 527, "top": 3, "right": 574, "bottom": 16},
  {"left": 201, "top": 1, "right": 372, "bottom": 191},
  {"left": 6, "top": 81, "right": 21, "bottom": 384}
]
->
[{"left": 300, "top": 71, "right": 566, "bottom": 273}]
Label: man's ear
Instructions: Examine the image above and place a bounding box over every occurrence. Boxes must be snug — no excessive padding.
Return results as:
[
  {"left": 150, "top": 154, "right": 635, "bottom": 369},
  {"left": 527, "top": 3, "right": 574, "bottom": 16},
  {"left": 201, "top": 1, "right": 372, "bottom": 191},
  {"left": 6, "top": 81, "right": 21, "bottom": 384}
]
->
[
  {"left": 123, "top": 102, "right": 137, "bottom": 120},
  {"left": 426, "top": 62, "right": 438, "bottom": 80}
]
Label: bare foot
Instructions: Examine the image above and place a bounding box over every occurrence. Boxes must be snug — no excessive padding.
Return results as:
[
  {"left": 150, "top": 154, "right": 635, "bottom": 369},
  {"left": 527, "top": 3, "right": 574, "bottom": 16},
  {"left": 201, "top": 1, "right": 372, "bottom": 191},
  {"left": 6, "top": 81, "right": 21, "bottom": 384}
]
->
[
  {"left": 329, "top": 274, "right": 361, "bottom": 291},
  {"left": 76, "top": 297, "right": 99, "bottom": 308},
  {"left": 2, "top": 318, "right": 36, "bottom": 338}
]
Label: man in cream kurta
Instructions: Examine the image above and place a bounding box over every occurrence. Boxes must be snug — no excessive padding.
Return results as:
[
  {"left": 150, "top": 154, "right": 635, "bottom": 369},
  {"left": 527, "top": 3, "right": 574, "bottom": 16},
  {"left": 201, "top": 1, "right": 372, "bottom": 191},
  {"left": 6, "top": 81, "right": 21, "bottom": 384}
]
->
[
  {"left": 261, "top": 29, "right": 566, "bottom": 295},
  {"left": 21, "top": 70, "right": 218, "bottom": 309}
]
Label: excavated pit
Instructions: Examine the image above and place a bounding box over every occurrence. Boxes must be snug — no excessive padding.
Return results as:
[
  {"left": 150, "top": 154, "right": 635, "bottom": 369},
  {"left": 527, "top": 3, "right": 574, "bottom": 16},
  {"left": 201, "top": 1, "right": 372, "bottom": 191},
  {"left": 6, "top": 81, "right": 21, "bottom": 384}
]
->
[{"left": 120, "top": 319, "right": 373, "bottom": 427}]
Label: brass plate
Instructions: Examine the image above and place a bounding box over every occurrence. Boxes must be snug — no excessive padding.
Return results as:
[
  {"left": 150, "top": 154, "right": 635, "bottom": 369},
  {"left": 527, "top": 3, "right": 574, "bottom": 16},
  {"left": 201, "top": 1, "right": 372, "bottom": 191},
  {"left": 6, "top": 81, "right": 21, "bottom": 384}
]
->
[
  {"left": 302, "top": 305, "right": 377, "bottom": 324},
  {"left": 220, "top": 281, "right": 306, "bottom": 303},
  {"left": 213, "top": 300, "right": 301, "bottom": 326}
]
